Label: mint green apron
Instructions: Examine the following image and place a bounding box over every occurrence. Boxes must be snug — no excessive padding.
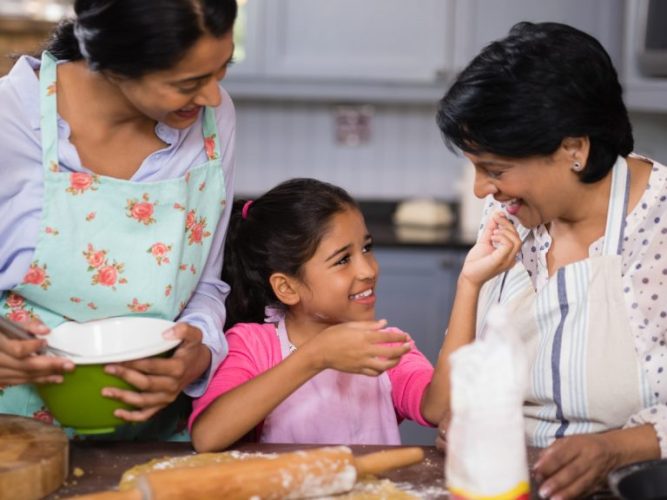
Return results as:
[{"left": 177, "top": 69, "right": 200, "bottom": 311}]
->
[{"left": 0, "top": 52, "right": 227, "bottom": 440}]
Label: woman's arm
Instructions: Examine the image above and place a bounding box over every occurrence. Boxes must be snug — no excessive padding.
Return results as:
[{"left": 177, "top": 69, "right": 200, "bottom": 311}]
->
[
  {"left": 420, "top": 213, "right": 523, "bottom": 424},
  {"left": 191, "top": 321, "right": 411, "bottom": 452},
  {"left": 177, "top": 97, "right": 237, "bottom": 395}
]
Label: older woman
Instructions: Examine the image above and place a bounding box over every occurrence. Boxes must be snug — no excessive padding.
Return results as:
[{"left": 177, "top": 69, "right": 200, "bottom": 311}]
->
[{"left": 435, "top": 22, "right": 667, "bottom": 498}]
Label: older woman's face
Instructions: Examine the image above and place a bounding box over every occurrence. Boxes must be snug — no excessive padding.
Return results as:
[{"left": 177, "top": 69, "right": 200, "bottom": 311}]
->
[{"left": 465, "top": 149, "right": 579, "bottom": 228}]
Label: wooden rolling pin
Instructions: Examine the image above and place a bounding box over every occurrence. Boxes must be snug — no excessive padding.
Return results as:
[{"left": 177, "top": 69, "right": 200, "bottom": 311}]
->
[{"left": 70, "top": 446, "right": 424, "bottom": 500}]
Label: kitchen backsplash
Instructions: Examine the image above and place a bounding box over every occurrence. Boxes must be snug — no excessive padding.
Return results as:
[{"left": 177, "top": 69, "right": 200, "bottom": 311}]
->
[
  {"left": 232, "top": 100, "right": 466, "bottom": 200},
  {"left": 232, "top": 99, "right": 667, "bottom": 200}
]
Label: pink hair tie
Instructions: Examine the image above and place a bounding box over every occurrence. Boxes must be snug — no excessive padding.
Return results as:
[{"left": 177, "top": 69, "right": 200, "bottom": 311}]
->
[{"left": 241, "top": 200, "right": 253, "bottom": 220}]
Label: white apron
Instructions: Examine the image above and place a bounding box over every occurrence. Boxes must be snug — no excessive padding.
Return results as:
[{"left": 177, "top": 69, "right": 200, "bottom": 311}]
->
[
  {"left": 476, "top": 157, "right": 655, "bottom": 447},
  {"left": 259, "top": 318, "right": 401, "bottom": 445}
]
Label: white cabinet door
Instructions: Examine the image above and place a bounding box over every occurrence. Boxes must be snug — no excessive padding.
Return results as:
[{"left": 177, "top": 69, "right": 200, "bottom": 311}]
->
[
  {"left": 261, "top": 0, "right": 455, "bottom": 83},
  {"left": 452, "top": 0, "right": 623, "bottom": 71}
]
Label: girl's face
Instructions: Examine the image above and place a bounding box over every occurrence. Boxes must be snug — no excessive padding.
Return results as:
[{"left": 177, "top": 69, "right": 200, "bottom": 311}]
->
[
  {"left": 295, "top": 207, "right": 379, "bottom": 325},
  {"left": 112, "top": 32, "right": 234, "bottom": 129},
  {"left": 466, "top": 147, "right": 581, "bottom": 228}
]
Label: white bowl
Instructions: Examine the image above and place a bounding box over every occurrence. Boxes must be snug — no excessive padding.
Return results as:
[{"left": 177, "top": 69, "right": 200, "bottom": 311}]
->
[{"left": 46, "top": 317, "right": 180, "bottom": 364}]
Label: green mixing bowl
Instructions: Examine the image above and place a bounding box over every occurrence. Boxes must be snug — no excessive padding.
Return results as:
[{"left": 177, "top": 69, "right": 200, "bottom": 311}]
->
[
  {"left": 36, "top": 365, "right": 136, "bottom": 434},
  {"left": 35, "top": 316, "right": 180, "bottom": 435}
]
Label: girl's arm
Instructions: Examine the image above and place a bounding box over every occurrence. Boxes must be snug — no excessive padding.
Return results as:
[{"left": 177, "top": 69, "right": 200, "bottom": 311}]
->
[
  {"left": 191, "top": 322, "right": 411, "bottom": 452},
  {"left": 420, "top": 213, "right": 523, "bottom": 425}
]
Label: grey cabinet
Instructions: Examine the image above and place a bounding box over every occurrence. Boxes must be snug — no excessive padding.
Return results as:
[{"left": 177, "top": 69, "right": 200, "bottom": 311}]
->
[
  {"left": 226, "top": 0, "right": 625, "bottom": 103},
  {"left": 374, "top": 247, "right": 466, "bottom": 445}
]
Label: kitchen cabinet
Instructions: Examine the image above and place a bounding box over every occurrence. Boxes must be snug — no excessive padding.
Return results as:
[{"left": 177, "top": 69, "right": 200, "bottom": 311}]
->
[
  {"left": 225, "top": 0, "right": 624, "bottom": 103},
  {"left": 374, "top": 247, "right": 466, "bottom": 445},
  {"left": 622, "top": 0, "right": 667, "bottom": 112},
  {"left": 451, "top": 0, "right": 623, "bottom": 71},
  {"left": 226, "top": 0, "right": 455, "bottom": 103}
]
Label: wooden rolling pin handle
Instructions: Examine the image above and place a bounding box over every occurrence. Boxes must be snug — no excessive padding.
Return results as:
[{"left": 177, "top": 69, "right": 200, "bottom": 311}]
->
[
  {"left": 67, "top": 488, "right": 142, "bottom": 500},
  {"left": 354, "top": 447, "right": 425, "bottom": 476}
]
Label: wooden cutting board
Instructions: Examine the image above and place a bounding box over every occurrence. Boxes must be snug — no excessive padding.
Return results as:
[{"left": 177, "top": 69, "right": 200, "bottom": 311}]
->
[{"left": 0, "top": 414, "right": 68, "bottom": 500}]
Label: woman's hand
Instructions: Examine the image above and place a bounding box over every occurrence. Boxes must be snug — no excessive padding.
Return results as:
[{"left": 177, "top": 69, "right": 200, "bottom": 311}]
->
[
  {"left": 304, "top": 320, "right": 411, "bottom": 377},
  {"left": 533, "top": 434, "right": 617, "bottom": 499},
  {"left": 533, "top": 425, "right": 660, "bottom": 500},
  {"left": 460, "top": 211, "right": 522, "bottom": 287},
  {"left": 101, "top": 322, "right": 211, "bottom": 422},
  {"left": 0, "top": 318, "right": 74, "bottom": 386}
]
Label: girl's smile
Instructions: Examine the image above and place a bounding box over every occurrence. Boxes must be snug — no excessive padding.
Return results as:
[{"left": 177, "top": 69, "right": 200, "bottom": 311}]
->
[{"left": 295, "top": 208, "right": 379, "bottom": 325}]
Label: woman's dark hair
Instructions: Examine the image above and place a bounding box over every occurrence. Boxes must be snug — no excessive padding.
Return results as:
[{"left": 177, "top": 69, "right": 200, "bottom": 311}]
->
[
  {"left": 436, "top": 21, "right": 633, "bottom": 183},
  {"left": 222, "top": 178, "right": 359, "bottom": 330},
  {"left": 46, "top": 0, "right": 237, "bottom": 78}
]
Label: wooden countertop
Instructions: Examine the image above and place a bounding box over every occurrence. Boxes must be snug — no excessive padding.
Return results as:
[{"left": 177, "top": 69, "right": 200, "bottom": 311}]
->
[{"left": 45, "top": 441, "right": 620, "bottom": 499}]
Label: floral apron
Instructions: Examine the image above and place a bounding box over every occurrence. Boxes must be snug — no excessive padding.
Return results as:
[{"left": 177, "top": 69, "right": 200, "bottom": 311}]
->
[
  {"left": 260, "top": 317, "right": 402, "bottom": 445},
  {"left": 476, "top": 156, "right": 654, "bottom": 447},
  {"left": 0, "top": 51, "right": 227, "bottom": 440}
]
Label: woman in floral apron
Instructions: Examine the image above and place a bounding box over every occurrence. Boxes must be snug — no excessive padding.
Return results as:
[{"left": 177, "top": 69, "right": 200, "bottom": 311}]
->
[
  {"left": 0, "top": 0, "right": 238, "bottom": 440},
  {"left": 434, "top": 23, "right": 667, "bottom": 498}
]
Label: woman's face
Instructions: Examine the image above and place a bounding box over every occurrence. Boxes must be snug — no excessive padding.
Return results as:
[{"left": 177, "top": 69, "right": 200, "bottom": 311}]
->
[
  {"left": 466, "top": 147, "right": 580, "bottom": 228},
  {"left": 112, "top": 32, "right": 235, "bottom": 128}
]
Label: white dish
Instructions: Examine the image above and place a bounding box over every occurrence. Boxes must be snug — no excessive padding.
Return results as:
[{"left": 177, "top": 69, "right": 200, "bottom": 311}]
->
[{"left": 46, "top": 317, "right": 180, "bottom": 364}]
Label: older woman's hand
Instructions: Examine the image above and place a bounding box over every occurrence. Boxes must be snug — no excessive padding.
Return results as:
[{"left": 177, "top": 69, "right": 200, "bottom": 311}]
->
[
  {"left": 460, "top": 211, "right": 522, "bottom": 287},
  {"left": 532, "top": 433, "right": 616, "bottom": 499},
  {"left": 100, "top": 322, "right": 212, "bottom": 422},
  {"left": 0, "top": 318, "right": 74, "bottom": 386},
  {"left": 533, "top": 425, "right": 660, "bottom": 500}
]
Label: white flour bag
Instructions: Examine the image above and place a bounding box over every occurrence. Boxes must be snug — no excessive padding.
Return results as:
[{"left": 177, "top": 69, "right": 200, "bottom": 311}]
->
[{"left": 445, "top": 305, "right": 530, "bottom": 499}]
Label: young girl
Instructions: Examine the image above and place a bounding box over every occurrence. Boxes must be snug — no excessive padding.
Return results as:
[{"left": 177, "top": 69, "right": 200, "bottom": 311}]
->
[{"left": 189, "top": 178, "right": 519, "bottom": 451}]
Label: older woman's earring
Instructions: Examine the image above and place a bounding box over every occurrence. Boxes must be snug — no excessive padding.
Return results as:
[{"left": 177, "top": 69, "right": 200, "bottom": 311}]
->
[{"left": 571, "top": 161, "right": 584, "bottom": 172}]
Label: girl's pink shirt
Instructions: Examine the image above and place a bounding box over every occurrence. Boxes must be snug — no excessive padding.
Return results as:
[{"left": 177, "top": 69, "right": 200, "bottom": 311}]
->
[{"left": 189, "top": 322, "right": 435, "bottom": 432}]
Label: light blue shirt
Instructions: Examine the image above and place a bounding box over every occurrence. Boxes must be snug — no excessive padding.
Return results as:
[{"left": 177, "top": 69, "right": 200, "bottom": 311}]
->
[{"left": 0, "top": 56, "right": 237, "bottom": 396}]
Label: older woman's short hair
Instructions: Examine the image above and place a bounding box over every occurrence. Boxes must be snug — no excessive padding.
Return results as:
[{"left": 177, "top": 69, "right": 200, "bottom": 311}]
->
[{"left": 436, "top": 22, "right": 633, "bottom": 183}]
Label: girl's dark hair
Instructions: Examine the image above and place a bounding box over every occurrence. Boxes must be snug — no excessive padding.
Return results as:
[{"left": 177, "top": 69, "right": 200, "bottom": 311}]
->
[
  {"left": 222, "top": 178, "right": 358, "bottom": 330},
  {"left": 46, "top": 0, "right": 237, "bottom": 78},
  {"left": 436, "top": 21, "right": 633, "bottom": 183}
]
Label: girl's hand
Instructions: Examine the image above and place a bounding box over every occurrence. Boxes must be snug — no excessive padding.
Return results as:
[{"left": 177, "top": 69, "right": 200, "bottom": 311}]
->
[
  {"left": 305, "top": 320, "right": 411, "bottom": 377},
  {"left": 0, "top": 318, "right": 74, "bottom": 385},
  {"left": 460, "top": 211, "right": 522, "bottom": 287},
  {"left": 101, "top": 322, "right": 211, "bottom": 422}
]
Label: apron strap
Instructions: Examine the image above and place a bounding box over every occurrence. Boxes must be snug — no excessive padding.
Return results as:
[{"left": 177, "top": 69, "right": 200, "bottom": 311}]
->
[
  {"left": 39, "top": 51, "right": 60, "bottom": 175},
  {"left": 602, "top": 156, "right": 631, "bottom": 256},
  {"left": 202, "top": 106, "right": 222, "bottom": 160},
  {"left": 275, "top": 318, "right": 294, "bottom": 359}
]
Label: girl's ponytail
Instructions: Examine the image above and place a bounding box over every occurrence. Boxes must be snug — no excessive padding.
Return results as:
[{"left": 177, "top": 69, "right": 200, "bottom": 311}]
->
[{"left": 221, "top": 199, "right": 275, "bottom": 330}]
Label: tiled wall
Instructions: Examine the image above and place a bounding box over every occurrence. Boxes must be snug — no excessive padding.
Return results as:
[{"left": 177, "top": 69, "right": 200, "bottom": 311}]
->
[
  {"left": 232, "top": 100, "right": 467, "bottom": 200},
  {"left": 233, "top": 100, "right": 667, "bottom": 201}
]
